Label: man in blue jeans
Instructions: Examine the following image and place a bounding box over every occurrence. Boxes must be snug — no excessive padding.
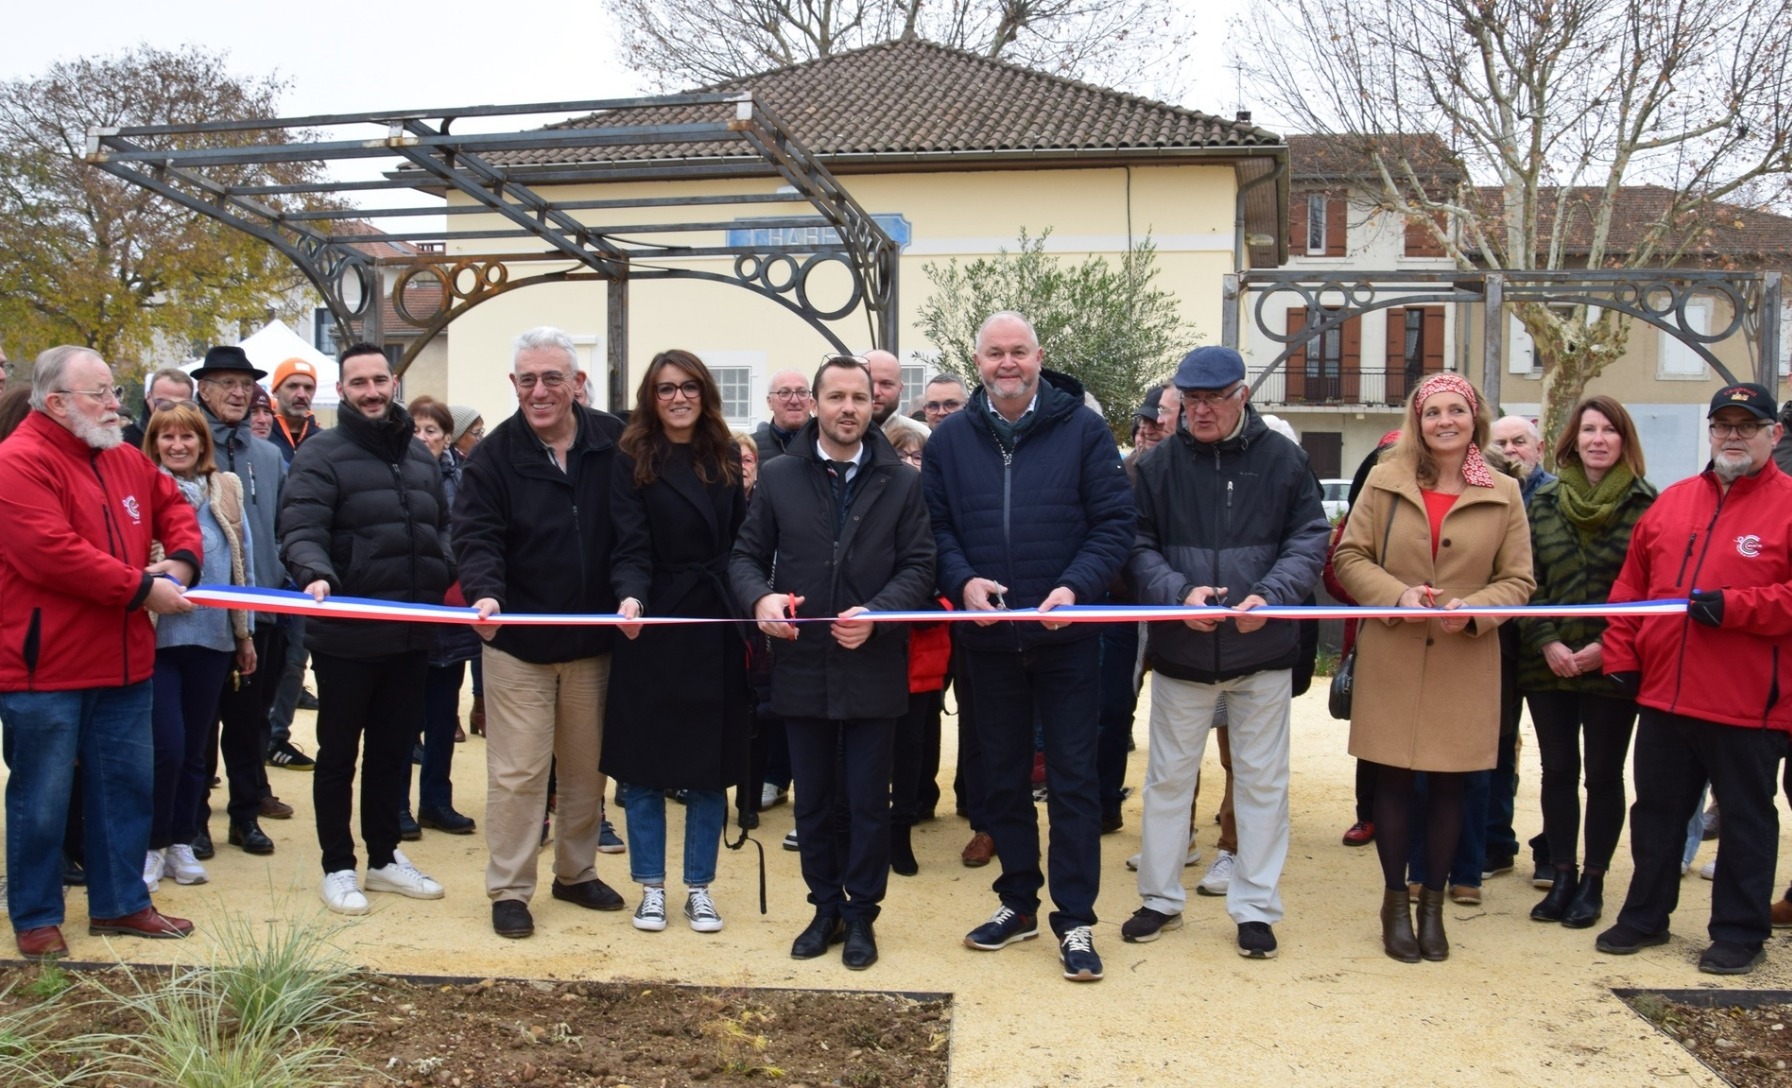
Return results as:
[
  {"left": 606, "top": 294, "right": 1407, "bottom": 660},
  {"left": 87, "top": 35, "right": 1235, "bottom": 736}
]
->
[
  {"left": 0, "top": 346, "right": 205, "bottom": 958},
  {"left": 922, "top": 311, "right": 1134, "bottom": 982}
]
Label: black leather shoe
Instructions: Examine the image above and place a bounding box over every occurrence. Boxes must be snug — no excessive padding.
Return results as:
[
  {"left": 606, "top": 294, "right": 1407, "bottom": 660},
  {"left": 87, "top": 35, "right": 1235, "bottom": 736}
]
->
[
  {"left": 227, "top": 820, "right": 274, "bottom": 855},
  {"left": 890, "top": 825, "right": 918, "bottom": 877},
  {"left": 418, "top": 807, "right": 477, "bottom": 834},
  {"left": 191, "top": 829, "right": 214, "bottom": 860},
  {"left": 1531, "top": 866, "right": 1578, "bottom": 922},
  {"left": 1562, "top": 870, "right": 1604, "bottom": 929},
  {"left": 551, "top": 877, "right": 625, "bottom": 911},
  {"left": 791, "top": 913, "right": 846, "bottom": 959},
  {"left": 493, "top": 899, "right": 534, "bottom": 939},
  {"left": 60, "top": 853, "right": 87, "bottom": 886},
  {"left": 842, "top": 919, "right": 878, "bottom": 970},
  {"left": 397, "top": 810, "right": 422, "bottom": 842}
]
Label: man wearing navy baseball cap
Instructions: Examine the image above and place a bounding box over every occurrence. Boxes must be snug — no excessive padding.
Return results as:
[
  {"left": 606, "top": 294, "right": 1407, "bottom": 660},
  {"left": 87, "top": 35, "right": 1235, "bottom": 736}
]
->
[{"left": 1597, "top": 380, "right": 1792, "bottom": 974}]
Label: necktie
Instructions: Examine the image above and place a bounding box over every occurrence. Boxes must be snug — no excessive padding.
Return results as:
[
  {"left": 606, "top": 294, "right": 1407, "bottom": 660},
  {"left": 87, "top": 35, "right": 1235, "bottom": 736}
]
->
[{"left": 828, "top": 459, "right": 854, "bottom": 531}]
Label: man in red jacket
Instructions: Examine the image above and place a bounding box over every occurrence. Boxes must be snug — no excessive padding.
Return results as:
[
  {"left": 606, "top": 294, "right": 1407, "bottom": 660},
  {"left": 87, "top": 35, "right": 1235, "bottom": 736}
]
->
[
  {"left": 0, "top": 346, "right": 204, "bottom": 959},
  {"left": 1596, "top": 382, "right": 1792, "bottom": 975}
]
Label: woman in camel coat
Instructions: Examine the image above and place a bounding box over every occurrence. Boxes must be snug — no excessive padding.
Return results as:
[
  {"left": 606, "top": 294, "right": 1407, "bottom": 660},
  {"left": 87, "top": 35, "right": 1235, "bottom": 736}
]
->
[{"left": 1334, "top": 373, "right": 1534, "bottom": 964}]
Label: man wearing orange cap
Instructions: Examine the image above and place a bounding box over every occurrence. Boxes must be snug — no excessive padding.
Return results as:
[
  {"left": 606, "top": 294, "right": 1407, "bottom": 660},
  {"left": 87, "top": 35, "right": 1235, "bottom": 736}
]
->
[{"left": 267, "top": 358, "right": 321, "bottom": 464}]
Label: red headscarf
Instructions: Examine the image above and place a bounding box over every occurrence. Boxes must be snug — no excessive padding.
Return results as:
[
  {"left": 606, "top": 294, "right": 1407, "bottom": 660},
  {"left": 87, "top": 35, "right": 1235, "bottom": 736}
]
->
[{"left": 1412, "top": 374, "right": 1495, "bottom": 488}]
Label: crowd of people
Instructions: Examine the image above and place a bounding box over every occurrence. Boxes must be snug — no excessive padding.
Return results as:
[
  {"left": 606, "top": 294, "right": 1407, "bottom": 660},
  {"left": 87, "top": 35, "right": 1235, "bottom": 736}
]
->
[{"left": 0, "top": 317, "right": 1788, "bottom": 982}]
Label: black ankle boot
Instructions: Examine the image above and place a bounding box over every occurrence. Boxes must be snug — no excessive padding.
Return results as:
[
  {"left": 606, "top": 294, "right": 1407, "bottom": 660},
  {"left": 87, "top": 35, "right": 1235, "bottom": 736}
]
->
[
  {"left": 1416, "top": 887, "right": 1449, "bottom": 961},
  {"left": 1562, "top": 870, "right": 1604, "bottom": 929},
  {"left": 1381, "top": 888, "right": 1420, "bottom": 963},
  {"left": 1531, "top": 865, "right": 1578, "bottom": 922},
  {"left": 890, "top": 825, "right": 918, "bottom": 877}
]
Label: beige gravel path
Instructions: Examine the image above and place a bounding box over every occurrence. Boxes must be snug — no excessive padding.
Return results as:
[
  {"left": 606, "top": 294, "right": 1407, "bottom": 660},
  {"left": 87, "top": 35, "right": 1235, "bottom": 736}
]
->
[{"left": 13, "top": 681, "right": 1787, "bottom": 1086}]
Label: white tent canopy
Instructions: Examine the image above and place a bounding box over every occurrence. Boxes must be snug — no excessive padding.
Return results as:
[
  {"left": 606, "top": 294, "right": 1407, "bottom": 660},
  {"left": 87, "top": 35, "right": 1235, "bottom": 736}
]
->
[{"left": 182, "top": 321, "right": 340, "bottom": 409}]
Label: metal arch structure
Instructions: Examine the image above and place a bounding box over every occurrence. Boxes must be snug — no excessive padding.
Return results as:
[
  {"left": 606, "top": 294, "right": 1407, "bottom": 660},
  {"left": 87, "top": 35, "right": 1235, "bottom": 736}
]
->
[
  {"left": 82, "top": 95, "right": 900, "bottom": 406},
  {"left": 1221, "top": 268, "right": 1783, "bottom": 409}
]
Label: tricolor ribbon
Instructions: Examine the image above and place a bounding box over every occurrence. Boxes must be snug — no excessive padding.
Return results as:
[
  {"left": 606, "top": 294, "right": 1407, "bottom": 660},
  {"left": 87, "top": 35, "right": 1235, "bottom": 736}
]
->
[{"left": 186, "top": 585, "right": 1688, "bottom": 626}]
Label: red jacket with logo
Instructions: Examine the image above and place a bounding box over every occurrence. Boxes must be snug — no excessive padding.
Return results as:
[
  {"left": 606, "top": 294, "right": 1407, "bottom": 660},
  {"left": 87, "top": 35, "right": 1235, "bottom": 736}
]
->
[
  {"left": 0, "top": 412, "right": 202, "bottom": 691},
  {"left": 1603, "top": 459, "right": 1792, "bottom": 731}
]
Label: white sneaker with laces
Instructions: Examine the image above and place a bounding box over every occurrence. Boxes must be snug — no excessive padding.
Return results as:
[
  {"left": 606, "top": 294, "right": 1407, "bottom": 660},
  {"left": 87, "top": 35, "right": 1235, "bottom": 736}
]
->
[
  {"left": 1196, "top": 850, "right": 1236, "bottom": 896},
  {"left": 1699, "top": 859, "right": 1716, "bottom": 881},
  {"left": 142, "top": 849, "right": 164, "bottom": 894},
  {"left": 365, "top": 848, "right": 444, "bottom": 900},
  {"left": 321, "top": 869, "right": 369, "bottom": 915},
  {"left": 759, "top": 782, "right": 787, "bottom": 808},
  {"left": 685, "top": 886, "right": 724, "bottom": 932},
  {"left": 1125, "top": 845, "right": 1202, "bottom": 872},
  {"left": 164, "top": 843, "right": 207, "bottom": 885},
  {"left": 633, "top": 886, "right": 668, "bottom": 931}
]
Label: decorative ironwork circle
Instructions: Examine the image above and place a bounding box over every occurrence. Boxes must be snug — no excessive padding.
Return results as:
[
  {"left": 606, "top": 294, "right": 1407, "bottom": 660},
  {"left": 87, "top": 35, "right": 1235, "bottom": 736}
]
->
[
  {"left": 393, "top": 264, "right": 452, "bottom": 327},
  {"left": 334, "top": 261, "right": 373, "bottom": 318},
  {"left": 793, "top": 253, "right": 864, "bottom": 322}
]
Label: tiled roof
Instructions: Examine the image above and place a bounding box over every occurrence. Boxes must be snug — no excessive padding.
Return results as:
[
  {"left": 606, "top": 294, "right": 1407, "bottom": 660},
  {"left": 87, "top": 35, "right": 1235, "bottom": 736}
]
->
[
  {"left": 1472, "top": 185, "right": 1792, "bottom": 260},
  {"left": 498, "top": 39, "right": 1281, "bottom": 169},
  {"left": 1287, "top": 133, "right": 1461, "bottom": 184}
]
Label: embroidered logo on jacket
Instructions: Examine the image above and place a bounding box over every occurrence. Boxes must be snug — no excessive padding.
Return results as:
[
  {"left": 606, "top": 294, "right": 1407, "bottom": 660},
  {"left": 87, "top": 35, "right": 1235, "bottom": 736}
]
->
[
  {"left": 122, "top": 496, "right": 141, "bottom": 524},
  {"left": 1735, "top": 534, "right": 1762, "bottom": 558}
]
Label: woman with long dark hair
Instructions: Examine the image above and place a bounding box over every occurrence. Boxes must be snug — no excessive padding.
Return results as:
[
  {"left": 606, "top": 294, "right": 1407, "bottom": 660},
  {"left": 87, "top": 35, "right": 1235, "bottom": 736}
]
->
[
  {"left": 604, "top": 349, "right": 749, "bottom": 934},
  {"left": 1334, "top": 374, "right": 1534, "bottom": 963},
  {"left": 1519, "top": 395, "right": 1656, "bottom": 928}
]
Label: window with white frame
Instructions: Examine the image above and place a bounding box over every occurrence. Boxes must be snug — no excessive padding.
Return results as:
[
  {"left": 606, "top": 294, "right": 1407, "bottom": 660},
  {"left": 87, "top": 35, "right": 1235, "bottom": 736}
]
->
[
  {"left": 1307, "top": 193, "right": 1328, "bottom": 255},
  {"left": 713, "top": 367, "right": 753, "bottom": 420},
  {"left": 900, "top": 362, "right": 927, "bottom": 413},
  {"left": 1655, "top": 297, "right": 1715, "bottom": 379}
]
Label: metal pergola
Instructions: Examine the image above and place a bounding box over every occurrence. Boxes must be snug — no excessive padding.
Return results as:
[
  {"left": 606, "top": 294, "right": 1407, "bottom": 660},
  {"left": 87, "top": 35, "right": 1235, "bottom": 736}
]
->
[
  {"left": 1222, "top": 268, "right": 1784, "bottom": 409},
  {"left": 84, "top": 95, "right": 900, "bottom": 407}
]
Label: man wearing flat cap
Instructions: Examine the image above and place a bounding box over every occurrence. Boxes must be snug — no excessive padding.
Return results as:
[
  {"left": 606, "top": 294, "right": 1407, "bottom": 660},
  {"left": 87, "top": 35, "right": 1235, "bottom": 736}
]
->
[
  {"left": 1122, "top": 345, "right": 1328, "bottom": 959},
  {"left": 191, "top": 345, "right": 292, "bottom": 856},
  {"left": 1597, "top": 382, "right": 1792, "bottom": 975}
]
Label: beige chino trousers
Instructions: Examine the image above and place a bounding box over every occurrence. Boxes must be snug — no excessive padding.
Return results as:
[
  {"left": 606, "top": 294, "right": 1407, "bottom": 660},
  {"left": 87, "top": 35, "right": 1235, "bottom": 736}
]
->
[{"left": 482, "top": 646, "right": 610, "bottom": 903}]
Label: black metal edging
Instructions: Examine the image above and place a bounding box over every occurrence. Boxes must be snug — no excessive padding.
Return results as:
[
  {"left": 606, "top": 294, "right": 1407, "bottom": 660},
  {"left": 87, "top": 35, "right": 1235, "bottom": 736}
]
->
[{"left": 1614, "top": 986, "right": 1792, "bottom": 1011}]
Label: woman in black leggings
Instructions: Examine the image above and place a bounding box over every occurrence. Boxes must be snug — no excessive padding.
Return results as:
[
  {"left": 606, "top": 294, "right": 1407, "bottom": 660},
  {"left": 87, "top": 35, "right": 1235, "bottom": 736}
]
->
[{"left": 1517, "top": 396, "right": 1656, "bottom": 928}]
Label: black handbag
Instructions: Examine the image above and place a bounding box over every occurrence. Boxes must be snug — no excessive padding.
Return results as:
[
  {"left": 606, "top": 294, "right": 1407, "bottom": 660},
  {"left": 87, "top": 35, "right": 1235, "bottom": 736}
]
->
[
  {"left": 1327, "top": 500, "right": 1396, "bottom": 722},
  {"left": 1327, "top": 648, "right": 1355, "bottom": 720}
]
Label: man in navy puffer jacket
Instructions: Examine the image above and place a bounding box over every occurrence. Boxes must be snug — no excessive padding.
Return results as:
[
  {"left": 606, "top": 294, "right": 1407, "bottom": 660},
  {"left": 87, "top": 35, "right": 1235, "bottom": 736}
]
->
[{"left": 922, "top": 310, "right": 1134, "bottom": 982}]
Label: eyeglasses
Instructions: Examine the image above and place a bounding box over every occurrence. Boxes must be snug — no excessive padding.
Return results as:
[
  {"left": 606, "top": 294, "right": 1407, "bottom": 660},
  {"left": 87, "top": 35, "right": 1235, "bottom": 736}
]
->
[
  {"left": 463, "top": 426, "right": 485, "bottom": 440},
  {"left": 654, "top": 380, "right": 702, "bottom": 401},
  {"left": 1709, "top": 420, "right": 1767, "bottom": 439},
  {"left": 55, "top": 387, "right": 122, "bottom": 405},
  {"left": 896, "top": 449, "right": 924, "bottom": 466},
  {"left": 201, "top": 377, "right": 257, "bottom": 394},
  {"left": 515, "top": 373, "right": 570, "bottom": 391},
  {"left": 770, "top": 387, "right": 812, "bottom": 401},
  {"left": 1184, "top": 384, "right": 1246, "bottom": 408},
  {"left": 822, "top": 353, "right": 870, "bottom": 366},
  {"left": 923, "top": 399, "right": 964, "bottom": 413}
]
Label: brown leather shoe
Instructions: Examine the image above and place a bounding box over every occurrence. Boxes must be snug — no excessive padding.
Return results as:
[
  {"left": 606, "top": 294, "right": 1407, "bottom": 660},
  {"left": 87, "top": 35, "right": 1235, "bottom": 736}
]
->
[
  {"left": 1450, "top": 884, "right": 1482, "bottom": 906},
  {"left": 961, "top": 831, "right": 995, "bottom": 867},
  {"left": 1773, "top": 898, "right": 1792, "bottom": 928},
  {"left": 258, "top": 795, "right": 295, "bottom": 820},
  {"left": 15, "top": 925, "right": 68, "bottom": 959},
  {"left": 469, "top": 695, "right": 486, "bottom": 736},
  {"left": 89, "top": 906, "right": 193, "bottom": 939}
]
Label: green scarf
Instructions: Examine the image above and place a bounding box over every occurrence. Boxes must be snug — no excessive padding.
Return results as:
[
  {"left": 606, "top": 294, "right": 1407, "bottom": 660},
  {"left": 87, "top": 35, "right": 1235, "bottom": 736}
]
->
[{"left": 1555, "top": 462, "right": 1635, "bottom": 540}]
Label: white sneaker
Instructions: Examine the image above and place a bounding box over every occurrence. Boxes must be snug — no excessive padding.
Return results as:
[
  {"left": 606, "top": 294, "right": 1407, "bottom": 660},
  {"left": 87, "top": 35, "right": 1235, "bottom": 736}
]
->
[
  {"left": 1125, "top": 845, "right": 1202, "bottom": 872},
  {"left": 142, "top": 849, "right": 164, "bottom": 894},
  {"left": 164, "top": 843, "right": 207, "bottom": 886},
  {"left": 759, "top": 782, "right": 787, "bottom": 809},
  {"left": 1699, "top": 859, "right": 1716, "bottom": 881},
  {"left": 321, "top": 869, "right": 369, "bottom": 915},
  {"left": 685, "top": 886, "right": 724, "bottom": 932},
  {"left": 1196, "top": 850, "right": 1236, "bottom": 896},
  {"left": 633, "top": 886, "right": 667, "bottom": 931},
  {"left": 783, "top": 829, "right": 800, "bottom": 851},
  {"left": 365, "top": 849, "right": 444, "bottom": 900}
]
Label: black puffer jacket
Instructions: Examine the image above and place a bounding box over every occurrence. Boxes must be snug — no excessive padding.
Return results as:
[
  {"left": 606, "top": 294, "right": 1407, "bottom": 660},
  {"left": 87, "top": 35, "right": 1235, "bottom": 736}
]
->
[
  {"left": 729, "top": 422, "right": 936, "bottom": 721},
  {"left": 452, "top": 405, "right": 625, "bottom": 665},
  {"left": 1128, "top": 406, "right": 1329, "bottom": 683},
  {"left": 278, "top": 402, "right": 453, "bottom": 659}
]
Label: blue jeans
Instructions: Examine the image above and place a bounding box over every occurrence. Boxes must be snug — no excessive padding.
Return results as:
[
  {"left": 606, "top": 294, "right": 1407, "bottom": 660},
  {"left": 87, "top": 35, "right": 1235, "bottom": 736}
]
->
[
  {"left": 413, "top": 661, "right": 464, "bottom": 813},
  {"left": 2, "top": 682, "right": 154, "bottom": 930},
  {"left": 151, "top": 646, "right": 232, "bottom": 848},
  {"left": 623, "top": 786, "right": 724, "bottom": 886},
  {"left": 964, "top": 639, "right": 1103, "bottom": 935},
  {"left": 1407, "top": 770, "right": 1491, "bottom": 888}
]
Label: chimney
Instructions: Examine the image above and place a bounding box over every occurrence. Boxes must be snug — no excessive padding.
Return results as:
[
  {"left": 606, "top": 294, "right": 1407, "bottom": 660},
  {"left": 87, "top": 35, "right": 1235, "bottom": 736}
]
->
[{"left": 1235, "top": 110, "right": 1252, "bottom": 124}]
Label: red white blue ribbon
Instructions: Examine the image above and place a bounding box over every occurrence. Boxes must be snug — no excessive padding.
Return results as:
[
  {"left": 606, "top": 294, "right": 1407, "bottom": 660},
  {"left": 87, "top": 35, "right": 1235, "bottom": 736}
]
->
[{"left": 186, "top": 585, "right": 1688, "bottom": 626}]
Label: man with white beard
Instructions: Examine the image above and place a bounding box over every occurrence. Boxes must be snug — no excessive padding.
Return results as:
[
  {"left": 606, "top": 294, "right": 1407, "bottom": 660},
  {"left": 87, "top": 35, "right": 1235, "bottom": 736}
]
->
[{"left": 0, "top": 346, "right": 204, "bottom": 959}]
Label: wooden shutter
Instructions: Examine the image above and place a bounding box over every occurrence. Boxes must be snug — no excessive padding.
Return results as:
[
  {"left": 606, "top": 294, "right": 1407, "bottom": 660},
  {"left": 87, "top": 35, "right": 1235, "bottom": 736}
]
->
[
  {"left": 1421, "top": 306, "right": 1446, "bottom": 373},
  {"left": 1385, "top": 307, "right": 1408, "bottom": 405},
  {"left": 1325, "top": 195, "right": 1348, "bottom": 256},
  {"left": 1340, "top": 314, "right": 1362, "bottom": 401},
  {"left": 1286, "top": 307, "right": 1309, "bottom": 401},
  {"left": 1404, "top": 212, "right": 1447, "bottom": 257},
  {"left": 1288, "top": 195, "right": 1308, "bottom": 255}
]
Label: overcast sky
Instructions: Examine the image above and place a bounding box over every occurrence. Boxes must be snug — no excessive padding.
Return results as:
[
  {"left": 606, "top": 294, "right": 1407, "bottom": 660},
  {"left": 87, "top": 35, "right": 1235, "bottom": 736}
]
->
[{"left": 2, "top": 1, "right": 1257, "bottom": 123}]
